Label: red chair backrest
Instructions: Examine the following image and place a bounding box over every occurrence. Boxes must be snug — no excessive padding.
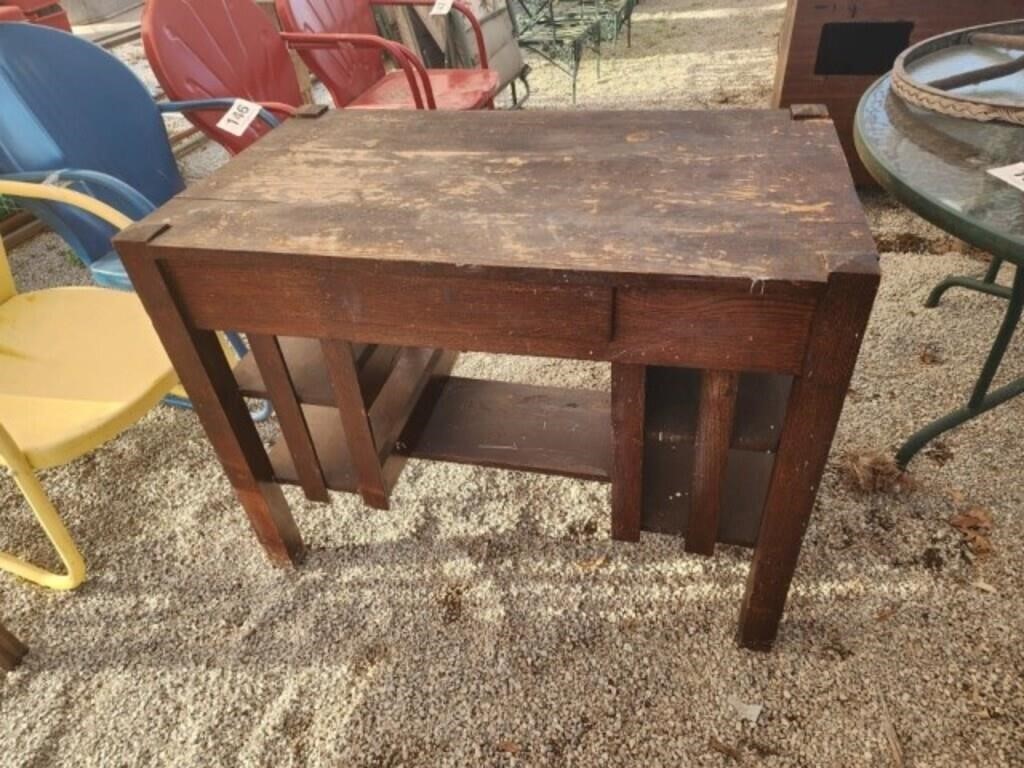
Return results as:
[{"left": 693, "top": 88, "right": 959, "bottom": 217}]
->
[
  {"left": 275, "top": 0, "right": 386, "bottom": 107},
  {"left": 142, "top": 0, "right": 303, "bottom": 154},
  {"left": 0, "top": 7, "right": 27, "bottom": 21}
]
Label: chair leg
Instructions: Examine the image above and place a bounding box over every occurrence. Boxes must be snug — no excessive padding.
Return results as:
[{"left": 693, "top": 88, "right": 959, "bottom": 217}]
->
[{"left": 0, "top": 430, "right": 86, "bottom": 591}]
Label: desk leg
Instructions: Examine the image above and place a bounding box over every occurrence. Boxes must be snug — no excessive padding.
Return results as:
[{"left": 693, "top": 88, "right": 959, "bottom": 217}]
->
[
  {"left": 738, "top": 272, "right": 876, "bottom": 650},
  {"left": 611, "top": 363, "right": 646, "bottom": 542},
  {"left": 120, "top": 251, "right": 305, "bottom": 567}
]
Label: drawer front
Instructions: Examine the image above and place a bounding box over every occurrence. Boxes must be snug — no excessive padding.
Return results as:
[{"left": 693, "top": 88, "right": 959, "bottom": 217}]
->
[
  {"left": 164, "top": 258, "right": 614, "bottom": 358},
  {"left": 612, "top": 287, "right": 816, "bottom": 373}
]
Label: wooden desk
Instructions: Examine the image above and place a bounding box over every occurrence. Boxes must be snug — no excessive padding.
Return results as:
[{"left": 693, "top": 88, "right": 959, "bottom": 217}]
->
[{"left": 115, "top": 109, "right": 879, "bottom": 650}]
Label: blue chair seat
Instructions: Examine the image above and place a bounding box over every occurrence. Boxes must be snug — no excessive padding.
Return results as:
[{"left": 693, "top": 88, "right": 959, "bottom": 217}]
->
[{"left": 89, "top": 250, "right": 132, "bottom": 291}]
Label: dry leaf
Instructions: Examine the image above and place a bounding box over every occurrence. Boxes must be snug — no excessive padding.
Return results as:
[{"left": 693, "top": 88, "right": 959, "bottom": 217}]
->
[
  {"left": 950, "top": 508, "right": 994, "bottom": 555},
  {"left": 918, "top": 345, "right": 944, "bottom": 365},
  {"left": 575, "top": 555, "right": 607, "bottom": 573},
  {"left": 838, "top": 451, "right": 913, "bottom": 495},
  {"left": 495, "top": 740, "right": 521, "bottom": 755},
  {"left": 923, "top": 441, "right": 954, "bottom": 466},
  {"left": 709, "top": 736, "right": 744, "bottom": 764}
]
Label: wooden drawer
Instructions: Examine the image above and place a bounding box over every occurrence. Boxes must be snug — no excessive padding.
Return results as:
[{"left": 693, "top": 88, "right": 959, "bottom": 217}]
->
[
  {"left": 163, "top": 258, "right": 614, "bottom": 358},
  {"left": 611, "top": 287, "right": 816, "bottom": 373}
]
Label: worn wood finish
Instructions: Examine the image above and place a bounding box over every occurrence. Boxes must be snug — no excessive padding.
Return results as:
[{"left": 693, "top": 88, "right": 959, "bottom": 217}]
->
[
  {"left": 116, "top": 110, "right": 879, "bottom": 649},
  {"left": 738, "top": 271, "right": 879, "bottom": 650},
  {"left": 773, "top": 0, "right": 1023, "bottom": 183},
  {"left": 687, "top": 370, "right": 740, "bottom": 556},
  {"left": 249, "top": 334, "right": 328, "bottom": 502},
  {"left": 118, "top": 229, "right": 304, "bottom": 566},
  {"left": 321, "top": 340, "right": 389, "bottom": 509},
  {"left": 0, "top": 619, "right": 27, "bottom": 672},
  {"left": 611, "top": 364, "right": 646, "bottom": 542},
  {"left": 403, "top": 378, "right": 612, "bottom": 479}
]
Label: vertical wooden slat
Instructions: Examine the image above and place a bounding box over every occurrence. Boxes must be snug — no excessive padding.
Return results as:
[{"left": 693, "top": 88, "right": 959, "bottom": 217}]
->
[
  {"left": 0, "top": 619, "right": 27, "bottom": 672},
  {"left": 321, "top": 339, "right": 390, "bottom": 510},
  {"left": 117, "top": 230, "right": 305, "bottom": 566},
  {"left": 687, "top": 369, "right": 740, "bottom": 556},
  {"left": 249, "top": 334, "right": 329, "bottom": 502},
  {"left": 611, "top": 363, "right": 646, "bottom": 542},
  {"left": 738, "top": 271, "right": 878, "bottom": 650}
]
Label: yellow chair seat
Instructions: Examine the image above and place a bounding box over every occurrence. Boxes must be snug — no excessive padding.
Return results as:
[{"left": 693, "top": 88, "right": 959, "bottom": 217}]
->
[{"left": 0, "top": 287, "right": 176, "bottom": 471}]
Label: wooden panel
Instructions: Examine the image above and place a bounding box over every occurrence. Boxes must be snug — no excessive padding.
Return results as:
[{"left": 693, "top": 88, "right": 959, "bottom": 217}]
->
[
  {"left": 269, "top": 347, "right": 454, "bottom": 492},
  {"left": 645, "top": 368, "right": 792, "bottom": 453},
  {"left": 773, "top": 0, "right": 1023, "bottom": 184},
  {"left": 249, "top": 334, "right": 329, "bottom": 502},
  {"left": 162, "top": 258, "right": 614, "bottom": 360},
  {"left": 613, "top": 287, "right": 817, "bottom": 373},
  {"left": 641, "top": 445, "right": 774, "bottom": 549},
  {"left": 235, "top": 338, "right": 393, "bottom": 405},
  {"left": 610, "top": 364, "right": 646, "bottom": 542},
  {"left": 321, "top": 340, "right": 390, "bottom": 509},
  {"left": 687, "top": 370, "right": 740, "bottom": 556},
  {"left": 127, "top": 109, "right": 879, "bottom": 286},
  {"left": 402, "top": 378, "right": 611, "bottom": 480}
]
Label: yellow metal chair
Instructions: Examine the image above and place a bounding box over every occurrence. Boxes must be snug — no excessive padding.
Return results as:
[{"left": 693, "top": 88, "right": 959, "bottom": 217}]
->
[{"left": 0, "top": 180, "right": 176, "bottom": 590}]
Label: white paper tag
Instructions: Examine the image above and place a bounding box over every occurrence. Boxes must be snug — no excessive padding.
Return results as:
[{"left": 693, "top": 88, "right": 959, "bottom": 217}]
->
[
  {"left": 987, "top": 162, "right": 1024, "bottom": 192},
  {"left": 215, "top": 99, "right": 261, "bottom": 137},
  {"left": 429, "top": 0, "right": 453, "bottom": 15}
]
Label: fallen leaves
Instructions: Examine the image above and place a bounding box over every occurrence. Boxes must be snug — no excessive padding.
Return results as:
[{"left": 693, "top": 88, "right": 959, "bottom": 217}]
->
[
  {"left": 949, "top": 508, "right": 994, "bottom": 556},
  {"left": 709, "top": 736, "right": 744, "bottom": 764},
  {"left": 575, "top": 555, "right": 607, "bottom": 573},
  {"left": 918, "top": 344, "right": 945, "bottom": 366},
  {"left": 838, "top": 450, "right": 914, "bottom": 495},
  {"left": 495, "top": 740, "right": 521, "bottom": 755}
]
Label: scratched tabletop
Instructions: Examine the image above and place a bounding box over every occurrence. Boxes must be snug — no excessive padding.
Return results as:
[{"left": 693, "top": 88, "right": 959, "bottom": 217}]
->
[{"left": 143, "top": 109, "right": 877, "bottom": 286}]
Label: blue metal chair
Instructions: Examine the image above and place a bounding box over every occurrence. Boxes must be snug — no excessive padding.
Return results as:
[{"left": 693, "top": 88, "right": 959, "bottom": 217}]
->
[{"left": 0, "top": 23, "right": 278, "bottom": 414}]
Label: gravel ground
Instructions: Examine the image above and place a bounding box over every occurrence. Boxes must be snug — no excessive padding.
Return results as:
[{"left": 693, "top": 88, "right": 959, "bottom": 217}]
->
[{"left": 2, "top": 1, "right": 1023, "bottom": 766}]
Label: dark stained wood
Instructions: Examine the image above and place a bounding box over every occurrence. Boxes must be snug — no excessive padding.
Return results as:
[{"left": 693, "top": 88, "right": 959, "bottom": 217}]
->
[
  {"left": 611, "top": 364, "right": 646, "bottom": 542},
  {"left": 270, "top": 349, "right": 458, "bottom": 491},
  {"left": 140, "top": 109, "right": 876, "bottom": 287},
  {"left": 773, "top": 0, "right": 1023, "bottom": 184},
  {"left": 403, "top": 378, "right": 611, "bottom": 479},
  {"left": 687, "top": 370, "right": 740, "bottom": 556},
  {"left": 162, "top": 257, "right": 615, "bottom": 360},
  {"left": 645, "top": 368, "right": 791, "bottom": 453},
  {"left": 738, "top": 270, "right": 878, "bottom": 650},
  {"left": 642, "top": 445, "right": 773, "bottom": 548},
  {"left": 235, "top": 338, "right": 400, "bottom": 406},
  {"left": 611, "top": 288, "right": 816, "bottom": 373},
  {"left": 115, "top": 110, "right": 880, "bottom": 650},
  {"left": 249, "top": 334, "right": 329, "bottom": 502},
  {"left": 321, "top": 340, "right": 389, "bottom": 509},
  {"left": 117, "top": 232, "right": 304, "bottom": 566},
  {"left": 0, "top": 619, "right": 27, "bottom": 673}
]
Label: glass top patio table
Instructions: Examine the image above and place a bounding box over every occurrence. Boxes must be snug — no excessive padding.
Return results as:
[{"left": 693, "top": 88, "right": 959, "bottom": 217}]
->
[
  {"left": 855, "top": 73, "right": 1024, "bottom": 467},
  {"left": 856, "top": 73, "right": 1024, "bottom": 267}
]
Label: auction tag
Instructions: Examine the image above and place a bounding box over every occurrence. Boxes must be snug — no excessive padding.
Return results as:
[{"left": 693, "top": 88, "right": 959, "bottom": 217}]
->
[
  {"left": 430, "top": 0, "right": 453, "bottom": 15},
  {"left": 987, "top": 162, "right": 1024, "bottom": 192},
  {"left": 216, "top": 98, "right": 261, "bottom": 137}
]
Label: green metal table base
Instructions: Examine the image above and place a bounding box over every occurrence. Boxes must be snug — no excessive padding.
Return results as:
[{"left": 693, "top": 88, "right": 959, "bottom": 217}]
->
[{"left": 898, "top": 263, "right": 1024, "bottom": 467}]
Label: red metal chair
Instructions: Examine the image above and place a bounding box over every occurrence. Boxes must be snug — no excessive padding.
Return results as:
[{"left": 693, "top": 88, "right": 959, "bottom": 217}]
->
[
  {"left": 2, "top": 1, "right": 70, "bottom": 31},
  {"left": 275, "top": 0, "right": 498, "bottom": 109},
  {"left": 142, "top": 0, "right": 306, "bottom": 155}
]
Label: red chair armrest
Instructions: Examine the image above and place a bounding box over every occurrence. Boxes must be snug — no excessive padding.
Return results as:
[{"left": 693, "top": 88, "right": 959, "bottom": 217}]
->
[{"left": 280, "top": 31, "right": 436, "bottom": 109}]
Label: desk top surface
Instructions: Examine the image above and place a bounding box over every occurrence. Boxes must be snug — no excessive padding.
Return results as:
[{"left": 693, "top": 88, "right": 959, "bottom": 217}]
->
[{"left": 123, "top": 109, "right": 878, "bottom": 285}]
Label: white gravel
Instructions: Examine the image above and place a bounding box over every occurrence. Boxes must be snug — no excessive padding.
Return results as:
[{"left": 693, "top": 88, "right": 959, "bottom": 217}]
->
[{"left": 1, "top": 1, "right": 1022, "bottom": 765}]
